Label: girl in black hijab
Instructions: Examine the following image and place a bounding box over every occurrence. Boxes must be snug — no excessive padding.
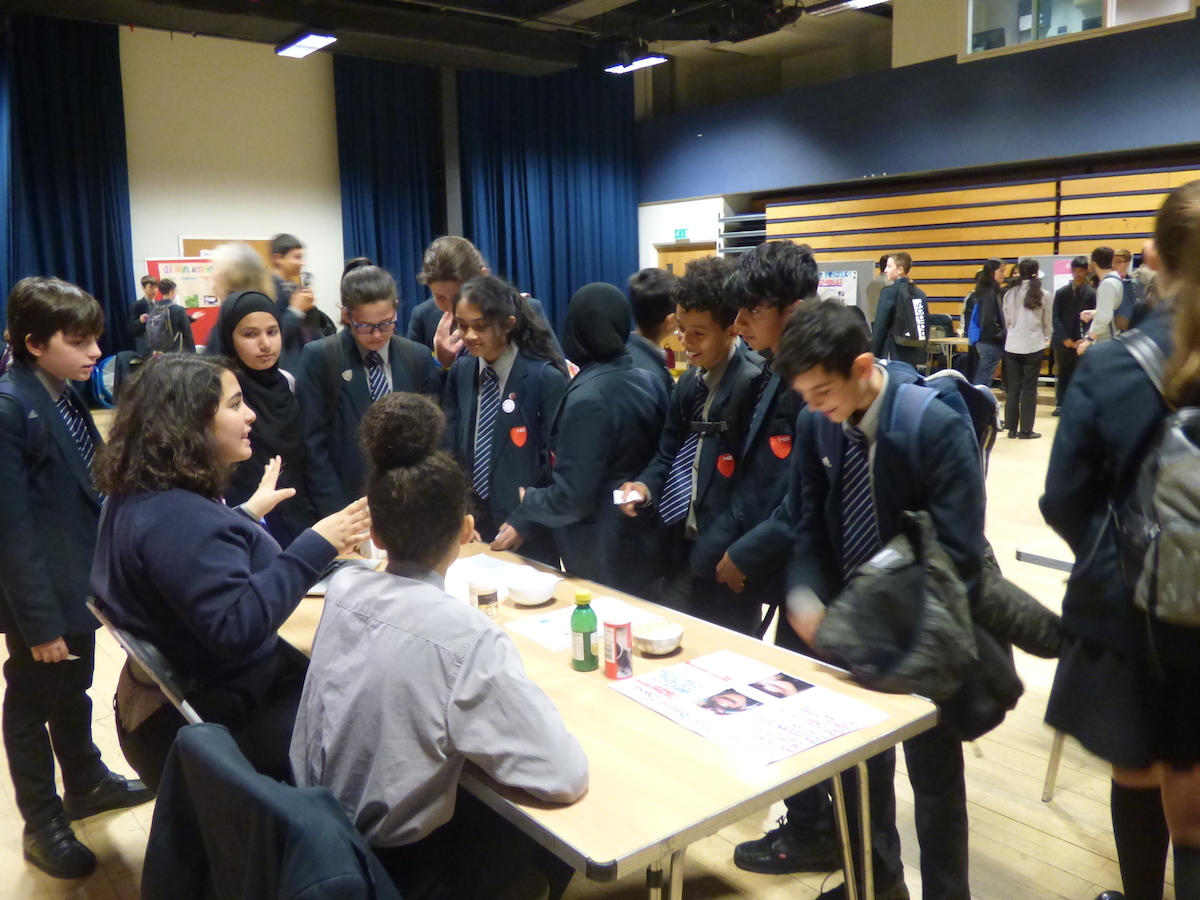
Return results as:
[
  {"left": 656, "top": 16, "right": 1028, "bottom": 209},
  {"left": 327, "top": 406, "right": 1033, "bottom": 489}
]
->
[
  {"left": 218, "top": 291, "right": 316, "bottom": 545},
  {"left": 495, "top": 283, "right": 669, "bottom": 596}
]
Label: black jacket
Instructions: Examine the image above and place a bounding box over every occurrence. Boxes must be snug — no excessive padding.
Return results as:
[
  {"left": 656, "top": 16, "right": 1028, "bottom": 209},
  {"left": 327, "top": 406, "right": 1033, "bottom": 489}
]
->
[
  {"left": 871, "top": 277, "right": 930, "bottom": 359},
  {"left": 129, "top": 298, "right": 196, "bottom": 355},
  {"left": 625, "top": 333, "right": 674, "bottom": 400},
  {"left": 142, "top": 723, "right": 400, "bottom": 900},
  {"left": 974, "top": 285, "right": 1006, "bottom": 347},
  {"left": 0, "top": 363, "right": 103, "bottom": 644},
  {"left": 1051, "top": 281, "right": 1096, "bottom": 347}
]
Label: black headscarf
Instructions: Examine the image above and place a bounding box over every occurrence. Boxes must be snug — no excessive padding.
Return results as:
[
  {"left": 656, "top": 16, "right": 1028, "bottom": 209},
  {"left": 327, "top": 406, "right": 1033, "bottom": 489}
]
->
[{"left": 562, "top": 282, "right": 631, "bottom": 369}]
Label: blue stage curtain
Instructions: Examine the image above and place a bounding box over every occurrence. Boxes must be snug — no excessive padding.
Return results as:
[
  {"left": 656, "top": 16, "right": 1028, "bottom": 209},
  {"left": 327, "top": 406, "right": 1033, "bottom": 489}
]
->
[
  {"left": 458, "top": 62, "right": 639, "bottom": 333},
  {"left": 5, "top": 15, "right": 136, "bottom": 355},
  {"left": 334, "top": 56, "right": 440, "bottom": 330}
]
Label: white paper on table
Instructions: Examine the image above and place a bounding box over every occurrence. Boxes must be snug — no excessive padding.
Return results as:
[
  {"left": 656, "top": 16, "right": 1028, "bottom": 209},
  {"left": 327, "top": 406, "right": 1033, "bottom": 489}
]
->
[
  {"left": 610, "top": 650, "right": 887, "bottom": 765},
  {"left": 505, "top": 596, "right": 663, "bottom": 652}
]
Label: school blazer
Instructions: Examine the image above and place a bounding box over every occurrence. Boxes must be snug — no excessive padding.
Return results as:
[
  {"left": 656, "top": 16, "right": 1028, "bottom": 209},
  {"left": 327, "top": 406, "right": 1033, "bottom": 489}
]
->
[
  {"left": 298, "top": 329, "right": 442, "bottom": 517},
  {"left": 442, "top": 351, "right": 568, "bottom": 533},
  {"left": 786, "top": 362, "right": 986, "bottom": 608},
  {"left": 626, "top": 334, "right": 674, "bottom": 400},
  {"left": 637, "top": 345, "right": 764, "bottom": 569},
  {"left": 508, "top": 356, "right": 668, "bottom": 597},
  {"left": 0, "top": 363, "right": 103, "bottom": 645}
]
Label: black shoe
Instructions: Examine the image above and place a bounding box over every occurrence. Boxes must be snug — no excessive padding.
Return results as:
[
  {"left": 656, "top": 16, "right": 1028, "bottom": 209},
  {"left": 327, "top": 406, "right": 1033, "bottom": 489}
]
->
[
  {"left": 733, "top": 819, "right": 841, "bottom": 874},
  {"left": 1017, "top": 431, "right": 1042, "bottom": 440},
  {"left": 816, "top": 880, "right": 910, "bottom": 900},
  {"left": 1006, "top": 430, "right": 1017, "bottom": 439},
  {"left": 1096, "top": 893, "right": 1126, "bottom": 900},
  {"left": 23, "top": 816, "right": 97, "bottom": 879},
  {"left": 1052, "top": 407, "right": 1062, "bottom": 417},
  {"left": 63, "top": 772, "right": 155, "bottom": 821}
]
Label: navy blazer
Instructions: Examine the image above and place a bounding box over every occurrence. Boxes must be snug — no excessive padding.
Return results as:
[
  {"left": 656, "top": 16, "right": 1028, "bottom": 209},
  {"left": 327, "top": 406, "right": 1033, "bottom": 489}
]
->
[
  {"left": 508, "top": 355, "right": 668, "bottom": 597},
  {"left": 298, "top": 329, "right": 442, "bottom": 517},
  {"left": 407, "top": 295, "right": 560, "bottom": 354},
  {"left": 442, "top": 350, "right": 568, "bottom": 560},
  {"left": 787, "top": 361, "right": 986, "bottom": 608},
  {"left": 0, "top": 363, "right": 103, "bottom": 645},
  {"left": 626, "top": 333, "right": 674, "bottom": 399},
  {"left": 636, "top": 344, "right": 764, "bottom": 572}
]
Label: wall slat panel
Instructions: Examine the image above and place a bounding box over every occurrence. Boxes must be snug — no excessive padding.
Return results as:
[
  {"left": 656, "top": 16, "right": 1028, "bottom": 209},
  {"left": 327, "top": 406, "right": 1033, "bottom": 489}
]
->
[
  {"left": 1060, "top": 194, "right": 1166, "bottom": 215},
  {"left": 768, "top": 182, "right": 1056, "bottom": 219},
  {"left": 767, "top": 203, "right": 1058, "bottom": 233},
  {"left": 1058, "top": 216, "right": 1156, "bottom": 237},
  {"left": 1060, "top": 170, "right": 1200, "bottom": 196}
]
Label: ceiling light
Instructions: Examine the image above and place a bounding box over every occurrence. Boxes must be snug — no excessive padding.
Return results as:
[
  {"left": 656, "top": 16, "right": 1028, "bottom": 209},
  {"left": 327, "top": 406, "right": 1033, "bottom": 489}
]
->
[
  {"left": 605, "top": 54, "right": 669, "bottom": 73},
  {"left": 809, "top": 0, "right": 889, "bottom": 15},
  {"left": 275, "top": 32, "right": 337, "bottom": 59}
]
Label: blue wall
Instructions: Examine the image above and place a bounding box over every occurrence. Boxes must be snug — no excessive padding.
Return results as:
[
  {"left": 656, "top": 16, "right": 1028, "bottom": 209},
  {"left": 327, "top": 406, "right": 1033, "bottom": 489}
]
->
[{"left": 638, "top": 14, "right": 1200, "bottom": 203}]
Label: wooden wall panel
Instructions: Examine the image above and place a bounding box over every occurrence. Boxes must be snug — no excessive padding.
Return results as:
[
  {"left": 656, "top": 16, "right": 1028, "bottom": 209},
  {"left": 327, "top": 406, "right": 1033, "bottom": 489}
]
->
[
  {"left": 768, "top": 181, "right": 1056, "bottom": 220},
  {"left": 1060, "top": 194, "right": 1166, "bottom": 216},
  {"left": 1058, "top": 216, "right": 1155, "bottom": 237},
  {"left": 1060, "top": 169, "right": 1200, "bottom": 196},
  {"left": 767, "top": 203, "right": 1058, "bottom": 234}
]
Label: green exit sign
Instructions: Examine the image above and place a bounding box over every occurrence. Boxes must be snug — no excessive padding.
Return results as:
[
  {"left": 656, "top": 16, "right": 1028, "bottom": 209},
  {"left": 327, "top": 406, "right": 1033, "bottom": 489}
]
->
[{"left": 674, "top": 228, "right": 688, "bottom": 241}]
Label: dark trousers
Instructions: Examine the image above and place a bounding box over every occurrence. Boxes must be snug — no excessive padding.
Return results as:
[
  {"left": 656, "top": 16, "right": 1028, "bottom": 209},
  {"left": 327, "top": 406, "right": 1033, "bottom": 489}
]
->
[
  {"left": 1003, "top": 350, "right": 1042, "bottom": 434},
  {"left": 115, "top": 645, "right": 306, "bottom": 792},
  {"left": 374, "top": 788, "right": 575, "bottom": 900},
  {"left": 657, "top": 531, "right": 762, "bottom": 636},
  {"left": 3, "top": 632, "right": 108, "bottom": 830},
  {"left": 1054, "top": 345, "right": 1080, "bottom": 407},
  {"left": 775, "top": 623, "right": 970, "bottom": 900}
]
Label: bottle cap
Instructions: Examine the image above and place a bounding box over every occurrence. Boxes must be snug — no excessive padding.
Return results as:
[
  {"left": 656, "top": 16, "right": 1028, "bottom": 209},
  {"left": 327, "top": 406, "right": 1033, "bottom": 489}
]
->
[{"left": 574, "top": 589, "right": 592, "bottom": 606}]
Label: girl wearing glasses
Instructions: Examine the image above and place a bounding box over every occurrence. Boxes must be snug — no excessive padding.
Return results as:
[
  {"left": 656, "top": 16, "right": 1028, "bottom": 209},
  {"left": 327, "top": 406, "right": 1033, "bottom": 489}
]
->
[
  {"left": 442, "top": 276, "right": 568, "bottom": 567},
  {"left": 298, "top": 262, "right": 442, "bottom": 517}
]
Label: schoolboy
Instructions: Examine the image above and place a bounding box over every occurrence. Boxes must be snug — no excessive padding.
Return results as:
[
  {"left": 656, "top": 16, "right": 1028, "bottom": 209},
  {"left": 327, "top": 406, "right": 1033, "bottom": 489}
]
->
[
  {"left": 128, "top": 277, "right": 196, "bottom": 355},
  {"left": 619, "top": 256, "right": 763, "bottom": 633},
  {"left": 271, "top": 233, "right": 336, "bottom": 348},
  {"left": 626, "top": 267, "right": 679, "bottom": 398},
  {"left": 735, "top": 300, "right": 983, "bottom": 900},
  {"left": 871, "top": 251, "right": 929, "bottom": 366},
  {"left": 0, "top": 278, "right": 152, "bottom": 879},
  {"left": 709, "top": 241, "right": 813, "bottom": 626}
]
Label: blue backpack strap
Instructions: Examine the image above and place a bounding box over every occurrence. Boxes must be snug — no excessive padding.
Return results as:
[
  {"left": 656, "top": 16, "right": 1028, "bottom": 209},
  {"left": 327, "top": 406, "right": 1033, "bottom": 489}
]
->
[
  {"left": 889, "top": 382, "right": 939, "bottom": 473},
  {"left": 0, "top": 381, "right": 46, "bottom": 460}
]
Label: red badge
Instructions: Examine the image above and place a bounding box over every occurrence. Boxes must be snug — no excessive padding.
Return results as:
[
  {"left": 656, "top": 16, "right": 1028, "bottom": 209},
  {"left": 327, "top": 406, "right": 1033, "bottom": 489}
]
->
[
  {"left": 510, "top": 426, "right": 528, "bottom": 448},
  {"left": 769, "top": 434, "right": 793, "bottom": 459},
  {"left": 717, "top": 453, "right": 736, "bottom": 478},
  {"left": 550, "top": 450, "right": 556, "bottom": 468}
]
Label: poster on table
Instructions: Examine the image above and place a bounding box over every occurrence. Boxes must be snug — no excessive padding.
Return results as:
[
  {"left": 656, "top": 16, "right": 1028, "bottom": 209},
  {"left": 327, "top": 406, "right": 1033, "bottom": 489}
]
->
[
  {"left": 144, "top": 258, "right": 220, "bottom": 347},
  {"left": 818, "top": 270, "right": 858, "bottom": 305},
  {"left": 611, "top": 650, "right": 886, "bottom": 765}
]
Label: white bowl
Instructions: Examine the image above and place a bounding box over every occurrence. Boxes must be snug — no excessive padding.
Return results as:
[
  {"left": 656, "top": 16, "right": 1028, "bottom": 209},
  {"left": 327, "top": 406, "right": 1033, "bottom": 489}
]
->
[
  {"left": 632, "top": 620, "right": 684, "bottom": 656},
  {"left": 507, "top": 569, "right": 561, "bottom": 607}
]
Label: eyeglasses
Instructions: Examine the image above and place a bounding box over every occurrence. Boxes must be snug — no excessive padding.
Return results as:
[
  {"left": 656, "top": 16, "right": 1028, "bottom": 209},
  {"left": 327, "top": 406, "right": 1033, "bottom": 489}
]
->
[{"left": 349, "top": 318, "right": 398, "bottom": 335}]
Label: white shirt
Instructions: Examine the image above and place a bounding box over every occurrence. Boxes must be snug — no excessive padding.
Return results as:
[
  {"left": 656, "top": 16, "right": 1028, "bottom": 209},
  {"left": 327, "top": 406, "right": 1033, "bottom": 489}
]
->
[
  {"left": 290, "top": 561, "right": 589, "bottom": 848},
  {"left": 1002, "top": 282, "right": 1053, "bottom": 355},
  {"left": 474, "top": 342, "right": 520, "bottom": 439}
]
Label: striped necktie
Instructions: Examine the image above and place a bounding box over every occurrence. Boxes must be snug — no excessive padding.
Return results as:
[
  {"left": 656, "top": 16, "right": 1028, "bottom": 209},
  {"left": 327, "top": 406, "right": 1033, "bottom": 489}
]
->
[
  {"left": 56, "top": 391, "right": 95, "bottom": 471},
  {"left": 473, "top": 366, "right": 500, "bottom": 499},
  {"left": 365, "top": 351, "right": 388, "bottom": 402},
  {"left": 659, "top": 377, "right": 710, "bottom": 526},
  {"left": 840, "top": 425, "right": 879, "bottom": 579}
]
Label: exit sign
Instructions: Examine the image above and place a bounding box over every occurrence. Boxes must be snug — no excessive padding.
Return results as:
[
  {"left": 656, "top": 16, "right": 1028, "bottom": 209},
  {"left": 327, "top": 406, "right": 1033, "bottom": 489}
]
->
[{"left": 674, "top": 228, "right": 688, "bottom": 241}]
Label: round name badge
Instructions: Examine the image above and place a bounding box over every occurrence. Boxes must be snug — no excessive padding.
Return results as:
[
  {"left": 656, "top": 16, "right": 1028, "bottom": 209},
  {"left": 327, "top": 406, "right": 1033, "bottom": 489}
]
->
[{"left": 502, "top": 398, "right": 516, "bottom": 414}]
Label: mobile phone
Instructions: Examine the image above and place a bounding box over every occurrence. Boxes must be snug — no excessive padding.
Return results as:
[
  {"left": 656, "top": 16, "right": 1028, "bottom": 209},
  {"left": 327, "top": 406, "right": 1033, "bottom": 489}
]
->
[{"left": 300, "top": 271, "right": 313, "bottom": 288}]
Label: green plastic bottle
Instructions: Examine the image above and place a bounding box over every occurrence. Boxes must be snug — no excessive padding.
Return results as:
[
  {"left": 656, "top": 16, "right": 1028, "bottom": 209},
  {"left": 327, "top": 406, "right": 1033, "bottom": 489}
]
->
[{"left": 570, "top": 589, "right": 599, "bottom": 671}]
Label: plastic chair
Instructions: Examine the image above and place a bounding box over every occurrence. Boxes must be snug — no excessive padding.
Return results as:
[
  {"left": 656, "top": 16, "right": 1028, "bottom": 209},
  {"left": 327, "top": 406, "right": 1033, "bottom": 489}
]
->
[{"left": 87, "top": 597, "right": 203, "bottom": 726}]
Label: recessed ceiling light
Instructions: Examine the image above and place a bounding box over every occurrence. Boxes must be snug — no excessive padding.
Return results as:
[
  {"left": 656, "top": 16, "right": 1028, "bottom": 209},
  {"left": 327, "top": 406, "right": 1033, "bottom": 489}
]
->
[{"left": 276, "top": 32, "right": 337, "bottom": 59}]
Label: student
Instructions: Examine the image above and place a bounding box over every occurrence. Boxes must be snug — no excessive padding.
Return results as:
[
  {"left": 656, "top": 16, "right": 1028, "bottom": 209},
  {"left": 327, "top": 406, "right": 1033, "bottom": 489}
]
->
[
  {"left": 136, "top": 274, "right": 158, "bottom": 311},
  {"left": 90, "top": 354, "right": 371, "bottom": 790},
  {"left": 742, "top": 300, "right": 984, "bottom": 900},
  {"left": 618, "top": 256, "right": 764, "bottom": 633},
  {"left": 291, "top": 393, "right": 588, "bottom": 900},
  {"left": 128, "top": 277, "right": 196, "bottom": 355},
  {"left": 865, "top": 254, "right": 890, "bottom": 324},
  {"left": 1081, "top": 246, "right": 1120, "bottom": 349},
  {"left": 410, "top": 236, "right": 556, "bottom": 369},
  {"left": 218, "top": 290, "right": 317, "bottom": 546},
  {"left": 442, "top": 275, "right": 568, "bottom": 567},
  {"left": 299, "top": 262, "right": 443, "bottom": 517},
  {"left": 871, "top": 252, "right": 930, "bottom": 367},
  {"left": 963, "top": 258, "right": 1003, "bottom": 385},
  {"left": 1050, "top": 256, "right": 1095, "bottom": 415},
  {"left": 494, "top": 282, "right": 669, "bottom": 597},
  {"left": 0, "top": 278, "right": 153, "bottom": 880},
  {"left": 1001, "top": 258, "right": 1052, "bottom": 440},
  {"left": 270, "top": 233, "right": 336, "bottom": 348},
  {"left": 1042, "top": 180, "right": 1200, "bottom": 900},
  {"left": 626, "top": 267, "right": 678, "bottom": 397},
  {"left": 709, "top": 241, "right": 811, "bottom": 633},
  {"left": 206, "top": 242, "right": 307, "bottom": 368}
]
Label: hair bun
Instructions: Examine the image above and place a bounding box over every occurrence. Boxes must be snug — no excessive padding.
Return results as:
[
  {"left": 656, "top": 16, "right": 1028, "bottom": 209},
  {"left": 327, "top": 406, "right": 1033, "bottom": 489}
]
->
[
  {"left": 342, "top": 257, "right": 374, "bottom": 280},
  {"left": 359, "top": 393, "right": 444, "bottom": 469}
]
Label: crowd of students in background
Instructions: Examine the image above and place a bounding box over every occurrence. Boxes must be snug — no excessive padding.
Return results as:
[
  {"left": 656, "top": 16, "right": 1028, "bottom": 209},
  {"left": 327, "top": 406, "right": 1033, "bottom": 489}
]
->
[{"left": 0, "top": 189, "right": 1196, "bottom": 900}]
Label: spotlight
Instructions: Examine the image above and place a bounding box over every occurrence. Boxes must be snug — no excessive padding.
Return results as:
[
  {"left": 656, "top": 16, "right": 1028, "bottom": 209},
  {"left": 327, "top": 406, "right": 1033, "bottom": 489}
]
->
[{"left": 275, "top": 31, "right": 337, "bottom": 58}]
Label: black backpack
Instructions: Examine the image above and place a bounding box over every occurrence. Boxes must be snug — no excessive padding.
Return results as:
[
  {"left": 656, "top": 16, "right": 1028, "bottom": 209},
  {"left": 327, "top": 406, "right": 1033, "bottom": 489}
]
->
[
  {"left": 890, "top": 280, "right": 930, "bottom": 348},
  {"left": 144, "top": 303, "right": 178, "bottom": 354}
]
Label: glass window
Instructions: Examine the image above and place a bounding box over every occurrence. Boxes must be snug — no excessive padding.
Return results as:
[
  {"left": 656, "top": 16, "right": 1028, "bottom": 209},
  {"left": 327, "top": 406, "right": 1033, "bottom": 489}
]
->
[{"left": 966, "top": 0, "right": 1186, "bottom": 54}]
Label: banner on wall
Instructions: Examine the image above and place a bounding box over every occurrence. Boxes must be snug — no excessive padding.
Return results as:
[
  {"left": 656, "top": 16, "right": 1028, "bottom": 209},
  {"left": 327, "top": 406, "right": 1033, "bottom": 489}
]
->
[
  {"left": 145, "top": 257, "right": 220, "bottom": 347},
  {"left": 818, "top": 270, "right": 858, "bottom": 305}
]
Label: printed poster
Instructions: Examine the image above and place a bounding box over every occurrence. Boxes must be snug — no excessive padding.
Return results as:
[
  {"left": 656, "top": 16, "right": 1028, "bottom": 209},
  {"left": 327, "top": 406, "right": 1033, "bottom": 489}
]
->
[{"left": 818, "top": 270, "right": 858, "bottom": 305}]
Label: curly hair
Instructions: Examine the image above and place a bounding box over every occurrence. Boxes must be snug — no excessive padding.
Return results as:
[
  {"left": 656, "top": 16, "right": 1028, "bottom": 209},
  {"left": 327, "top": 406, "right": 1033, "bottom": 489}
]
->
[
  {"left": 93, "top": 355, "right": 236, "bottom": 499},
  {"left": 672, "top": 256, "right": 739, "bottom": 328}
]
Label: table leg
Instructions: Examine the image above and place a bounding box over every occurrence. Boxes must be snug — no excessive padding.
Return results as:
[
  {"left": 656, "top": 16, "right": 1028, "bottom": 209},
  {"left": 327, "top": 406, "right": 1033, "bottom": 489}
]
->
[
  {"left": 831, "top": 771, "right": 860, "bottom": 900},
  {"left": 646, "top": 859, "right": 665, "bottom": 900},
  {"left": 857, "top": 761, "right": 873, "bottom": 900},
  {"left": 667, "top": 849, "right": 685, "bottom": 900},
  {"left": 646, "top": 849, "right": 686, "bottom": 900}
]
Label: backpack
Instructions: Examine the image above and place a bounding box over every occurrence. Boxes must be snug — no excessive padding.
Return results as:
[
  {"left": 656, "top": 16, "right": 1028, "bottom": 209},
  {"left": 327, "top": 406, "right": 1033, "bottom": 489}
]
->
[
  {"left": 144, "top": 302, "right": 178, "bottom": 354},
  {"left": 967, "top": 296, "right": 983, "bottom": 345},
  {"left": 1113, "top": 275, "right": 1141, "bottom": 333},
  {"left": 889, "top": 368, "right": 1000, "bottom": 476},
  {"left": 1112, "top": 329, "right": 1200, "bottom": 626},
  {"left": 890, "top": 280, "right": 930, "bottom": 348}
]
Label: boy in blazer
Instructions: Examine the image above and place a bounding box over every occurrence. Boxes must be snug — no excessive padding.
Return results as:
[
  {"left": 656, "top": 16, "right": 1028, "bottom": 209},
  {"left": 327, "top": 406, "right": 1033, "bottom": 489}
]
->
[
  {"left": 0, "top": 278, "right": 151, "bottom": 879},
  {"left": 619, "top": 256, "right": 764, "bottom": 633}
]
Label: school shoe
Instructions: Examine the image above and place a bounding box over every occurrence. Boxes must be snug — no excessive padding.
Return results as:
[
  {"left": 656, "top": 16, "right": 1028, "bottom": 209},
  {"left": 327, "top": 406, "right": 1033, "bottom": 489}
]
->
[
  {"left": 1017, "top": 431, "right": 1042, "bottom": 440},
  {"left": 1095, "top": 893, "right": 1126, "bottom": 900},
  {"left": 63, "top": 772, "right": 155, "bottom": 821},
  {"left": 733, "top": 818, "right": 841, "bottom": 874},
  {"left": 815, "top": 879, "right": 910, "bottom": 900},
  {"left": 1052, "top": 406, "right": 1062, "bottom": 416},
  {"left": 1006, "top": 430, "right": 1017, "bottom": 439},
  {"left": 23, "top": 816, "right": 97, "bottom": 879}
]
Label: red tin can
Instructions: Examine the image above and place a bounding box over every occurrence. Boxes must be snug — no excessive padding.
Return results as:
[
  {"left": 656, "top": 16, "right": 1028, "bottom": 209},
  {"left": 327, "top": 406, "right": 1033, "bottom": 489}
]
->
[{"left": 603, "top": 618, "right": 633, "bottom": 679}]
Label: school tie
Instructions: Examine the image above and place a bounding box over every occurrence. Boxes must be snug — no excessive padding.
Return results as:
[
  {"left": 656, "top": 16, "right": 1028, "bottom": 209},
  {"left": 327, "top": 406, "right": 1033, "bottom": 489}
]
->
[
  {"left": 473, "top": 366, "right": 500, "bottom": 499},
  {"left": 56, "top": 391, "right": 95, "bottom": 471},
  {"left": 659, "top": 377, "right": 710, "bottom": 526},
  {"left": 365, "top": 351, "right": 388, "bottom": 402},
  {"left": 840, "top": 425, "right": 879, "bottom": 580}
]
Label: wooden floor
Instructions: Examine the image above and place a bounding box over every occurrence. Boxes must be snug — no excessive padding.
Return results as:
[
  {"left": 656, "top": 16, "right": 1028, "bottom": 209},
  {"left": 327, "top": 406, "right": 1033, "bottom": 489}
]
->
[{"left": 0, "top": 398, "right": 1159, "bottom": 899}]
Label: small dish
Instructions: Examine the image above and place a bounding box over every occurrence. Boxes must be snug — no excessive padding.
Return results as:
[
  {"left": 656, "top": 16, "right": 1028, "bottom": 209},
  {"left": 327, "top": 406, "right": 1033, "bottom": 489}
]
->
[
  {"left": 507, "top": 569, "right": 561, "bottom": 607},
  {"left": 632, "top": 620, "right": 684, "bottom": 656}
]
